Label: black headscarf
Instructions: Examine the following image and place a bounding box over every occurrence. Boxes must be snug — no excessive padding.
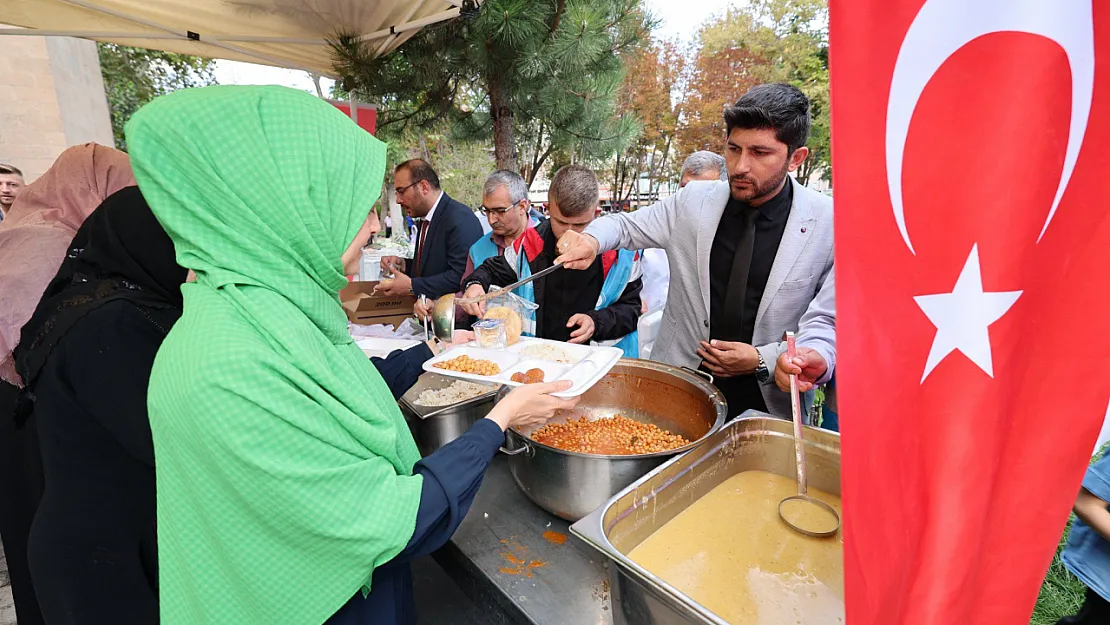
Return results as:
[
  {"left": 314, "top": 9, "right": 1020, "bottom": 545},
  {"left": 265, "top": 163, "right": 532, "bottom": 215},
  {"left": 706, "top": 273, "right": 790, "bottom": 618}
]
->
[{"left": 13, "top": 186, "right": 186, "bottom": 422}]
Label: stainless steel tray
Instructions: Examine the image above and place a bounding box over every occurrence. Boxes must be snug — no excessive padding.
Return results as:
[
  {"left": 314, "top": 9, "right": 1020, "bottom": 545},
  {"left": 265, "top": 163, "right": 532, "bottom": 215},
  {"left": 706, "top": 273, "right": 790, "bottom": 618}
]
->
[
  {"left": 570, "top": 412, "right": 841, "bottom": 625},
  {"left": 399, "top": 373, "right": 501, "bottom": 456}
]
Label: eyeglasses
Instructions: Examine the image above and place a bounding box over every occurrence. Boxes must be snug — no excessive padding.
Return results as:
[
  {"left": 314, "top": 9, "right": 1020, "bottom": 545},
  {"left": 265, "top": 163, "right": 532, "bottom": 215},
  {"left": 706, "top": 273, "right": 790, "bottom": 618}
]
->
[
  {"left": 480, "top": 201, "right": 521, "bottom": 216},
  {"left": 393, "top": 181, "right": 420, "bottom": 195}
]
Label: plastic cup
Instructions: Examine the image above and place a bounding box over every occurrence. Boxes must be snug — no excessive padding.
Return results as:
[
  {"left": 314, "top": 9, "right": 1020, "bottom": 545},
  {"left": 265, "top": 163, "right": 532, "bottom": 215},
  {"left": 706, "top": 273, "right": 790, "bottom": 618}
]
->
[{"left": 473, "top": 318, "right": 507, "bottom": 349}]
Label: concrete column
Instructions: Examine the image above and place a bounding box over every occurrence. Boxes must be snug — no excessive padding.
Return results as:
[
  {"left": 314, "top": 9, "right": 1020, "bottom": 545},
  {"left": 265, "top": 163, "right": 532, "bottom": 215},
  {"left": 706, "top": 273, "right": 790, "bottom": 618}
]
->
[{"left": 0, "top": 29, "right": 114, "bottom": 182}]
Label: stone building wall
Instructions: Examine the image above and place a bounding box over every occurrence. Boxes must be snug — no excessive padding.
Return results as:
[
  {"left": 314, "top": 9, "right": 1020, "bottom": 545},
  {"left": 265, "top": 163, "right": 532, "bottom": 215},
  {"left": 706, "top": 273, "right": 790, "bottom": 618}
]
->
[{"left": 0, "top": 30, "right": 114, "bottom": 182}]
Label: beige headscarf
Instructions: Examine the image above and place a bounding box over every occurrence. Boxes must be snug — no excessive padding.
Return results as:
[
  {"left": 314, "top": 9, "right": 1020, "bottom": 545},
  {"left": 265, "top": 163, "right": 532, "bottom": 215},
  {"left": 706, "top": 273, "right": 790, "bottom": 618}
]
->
[{"left": 0, "top": 143, "right": 135, "bottom": 386}]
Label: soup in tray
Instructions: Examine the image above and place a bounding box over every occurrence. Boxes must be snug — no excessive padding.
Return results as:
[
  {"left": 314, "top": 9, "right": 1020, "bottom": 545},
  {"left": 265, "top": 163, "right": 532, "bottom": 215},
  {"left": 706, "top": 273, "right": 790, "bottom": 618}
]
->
[{"left": 628, "top": 470, "right": 844, "bottom": 625}]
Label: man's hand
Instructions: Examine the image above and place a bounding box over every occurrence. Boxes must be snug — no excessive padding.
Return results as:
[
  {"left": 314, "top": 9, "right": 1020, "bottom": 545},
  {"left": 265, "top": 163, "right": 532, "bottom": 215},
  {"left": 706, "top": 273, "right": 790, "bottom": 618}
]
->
[
  {"left": 697, "top": 340, "right": 759, "bottom": 378},
  {"left": 554, "top": 230, "right": 600, "bottom": 270},
  {"left": 461, "top": 283, "right": 487, "bottom": 317},
  {"left": 774, "top": 347, "right": 828, "bottom": 393},
  {"left": 375, "top": 271, "right": 412, "bottom": 297},
  {"left": 426, "top": 330, "right": 475, "bottom": 356},
  {"left": 414, "top": 296, "right": 432, "bottom": 321},
  {"left": 379, "top": 255, "right": 403, "bottom": 276},
  {"left": 566, "top": 314, "right": 596, "bottom": 344}
]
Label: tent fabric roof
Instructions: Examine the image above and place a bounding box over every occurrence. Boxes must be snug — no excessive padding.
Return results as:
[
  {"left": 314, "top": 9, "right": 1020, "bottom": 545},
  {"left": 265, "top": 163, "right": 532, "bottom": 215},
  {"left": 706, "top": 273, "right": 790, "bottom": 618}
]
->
[{"left": 1, "top": 0, "right": 462, "bottom": 76}]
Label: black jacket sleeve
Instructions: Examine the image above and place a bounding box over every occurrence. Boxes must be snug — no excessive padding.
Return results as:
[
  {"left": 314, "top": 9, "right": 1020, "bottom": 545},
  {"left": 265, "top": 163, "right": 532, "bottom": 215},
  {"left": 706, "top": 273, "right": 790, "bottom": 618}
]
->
[
  {"left": 587, "top": 276, "right": 643, "bottom": 342},
  {"left": 369, "top": 342, "right": 433, "bottom": 399},
  {"left": 463, "top": 254, "right": 517, "bottom": 292},
  {"left": 411, "top": 204, "right": 483, "bottom": 299}
]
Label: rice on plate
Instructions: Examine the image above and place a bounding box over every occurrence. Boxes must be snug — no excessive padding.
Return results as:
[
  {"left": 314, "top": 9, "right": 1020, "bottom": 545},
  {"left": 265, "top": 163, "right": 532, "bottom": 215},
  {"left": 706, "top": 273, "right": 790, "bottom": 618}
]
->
[
  {"left": 413, "top": 380, "right": 497, "bottom": 407},
  {"left": 518, "top": 343, "right": 579, "bottom": 364}
]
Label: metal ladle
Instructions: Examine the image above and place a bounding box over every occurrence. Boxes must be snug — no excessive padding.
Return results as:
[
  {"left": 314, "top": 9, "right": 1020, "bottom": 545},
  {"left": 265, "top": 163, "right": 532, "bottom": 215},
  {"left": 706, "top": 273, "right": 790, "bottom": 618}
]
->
[
  {"left": 429, "top": 262, "right": 563, "bottom": 342},
  {"left": 778, "top": 331, "right": 841, "bottom": 538},
  {"left": 429, "top": 294, "right": 456, "bottom": 342}
]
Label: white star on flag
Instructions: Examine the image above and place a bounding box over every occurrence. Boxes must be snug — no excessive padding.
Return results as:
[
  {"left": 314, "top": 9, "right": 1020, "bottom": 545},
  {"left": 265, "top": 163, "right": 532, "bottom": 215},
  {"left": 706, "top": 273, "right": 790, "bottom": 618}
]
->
[{"left": 914, "top": 245, "right": 1022, "bottom": 383}]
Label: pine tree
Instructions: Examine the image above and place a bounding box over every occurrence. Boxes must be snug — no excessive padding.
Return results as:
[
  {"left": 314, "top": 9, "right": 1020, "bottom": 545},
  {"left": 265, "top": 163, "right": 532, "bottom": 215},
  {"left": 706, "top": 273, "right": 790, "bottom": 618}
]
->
[{"left": 330, "top": 0, "right": 654, "bottom": 176}]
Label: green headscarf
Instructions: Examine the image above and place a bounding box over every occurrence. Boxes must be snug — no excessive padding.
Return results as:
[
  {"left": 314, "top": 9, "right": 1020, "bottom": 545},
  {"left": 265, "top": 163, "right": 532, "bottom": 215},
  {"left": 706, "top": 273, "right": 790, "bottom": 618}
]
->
[{"left": 127, "top": 85, "right": 423, "bottom": 625}]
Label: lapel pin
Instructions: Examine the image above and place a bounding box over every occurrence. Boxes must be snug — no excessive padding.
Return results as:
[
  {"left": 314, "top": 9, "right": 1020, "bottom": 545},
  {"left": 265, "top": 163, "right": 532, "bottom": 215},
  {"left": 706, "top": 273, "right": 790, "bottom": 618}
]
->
[{"left": 801, "top": 227, "right": 807, "bottom": 233}]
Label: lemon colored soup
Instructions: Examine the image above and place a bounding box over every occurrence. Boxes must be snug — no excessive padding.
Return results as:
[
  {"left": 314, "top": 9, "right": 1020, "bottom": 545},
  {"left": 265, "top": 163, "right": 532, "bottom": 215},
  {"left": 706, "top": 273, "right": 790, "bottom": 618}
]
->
[{"left": 627, "top": 470, "right": 844, "bottom": 625}]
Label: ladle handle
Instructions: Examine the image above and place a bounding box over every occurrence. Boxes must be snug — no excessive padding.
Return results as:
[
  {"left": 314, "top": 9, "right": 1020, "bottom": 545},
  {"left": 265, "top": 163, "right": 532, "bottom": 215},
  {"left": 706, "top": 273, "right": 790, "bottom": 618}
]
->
[
  {"left": 786, "top": 332, "right": 808, "bottom": 496},
  {"left": 457, "top": 263, "right": 564, "bottom": 305}
]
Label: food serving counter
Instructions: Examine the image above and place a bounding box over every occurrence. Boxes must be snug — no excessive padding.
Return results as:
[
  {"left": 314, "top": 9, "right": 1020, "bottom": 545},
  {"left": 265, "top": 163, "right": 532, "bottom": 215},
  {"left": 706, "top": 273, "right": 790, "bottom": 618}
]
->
[
  {"left": 433, "top": 454, "right": 615, "bottom": 625},
  {"left": 433, "top": 411, "right": 841, "bottom": 625}
]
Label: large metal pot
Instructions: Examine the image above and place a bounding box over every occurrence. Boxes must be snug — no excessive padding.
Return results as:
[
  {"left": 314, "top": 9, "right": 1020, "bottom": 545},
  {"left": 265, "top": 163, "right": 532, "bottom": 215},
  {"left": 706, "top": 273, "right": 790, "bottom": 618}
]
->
[
  {"left": 498, "top": 359, "right": 726, "bottom": 521},
  {"left": 399, "top": 374, "right": 500, "bottom": 456}
]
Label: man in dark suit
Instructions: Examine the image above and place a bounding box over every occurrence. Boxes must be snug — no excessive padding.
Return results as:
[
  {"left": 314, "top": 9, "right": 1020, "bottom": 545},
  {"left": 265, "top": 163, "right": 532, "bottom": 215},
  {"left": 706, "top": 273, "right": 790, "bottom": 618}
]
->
[{"left": 377, "top": 159, "right": 483, "bottom": 299}]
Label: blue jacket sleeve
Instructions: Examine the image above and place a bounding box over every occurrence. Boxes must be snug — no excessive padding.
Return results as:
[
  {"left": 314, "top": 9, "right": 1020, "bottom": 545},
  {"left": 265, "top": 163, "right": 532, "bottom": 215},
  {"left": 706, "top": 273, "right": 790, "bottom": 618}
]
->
[
  {"left": 411, "top": 205, "right": 483, "bottom": 299},
  {"left": 392, "top": 418, "right": 504, "bottom": 561},
  {"left": 1083, "top": 455, "right": 1110, "bottom": 503},
  {"left": 370, "top": 342, "right": 433, "bottom": 400}
]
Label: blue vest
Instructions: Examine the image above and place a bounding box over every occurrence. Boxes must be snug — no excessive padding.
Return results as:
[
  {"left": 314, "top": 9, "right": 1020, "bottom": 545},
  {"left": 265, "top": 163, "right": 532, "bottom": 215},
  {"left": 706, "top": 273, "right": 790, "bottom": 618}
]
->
[
  {"left": 595, "top": 250, "right": 640, "bottom": 359},
  {"left": 470, "top": 231, "right": 639, "bottom": 358}
]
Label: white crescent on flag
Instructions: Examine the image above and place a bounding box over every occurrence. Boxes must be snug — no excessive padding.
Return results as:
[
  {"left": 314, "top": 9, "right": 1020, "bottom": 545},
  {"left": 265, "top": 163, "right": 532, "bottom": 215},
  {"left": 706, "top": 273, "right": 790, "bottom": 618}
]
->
[{"left": 886, "top": 0, "right": 1094, "bottom": 254}]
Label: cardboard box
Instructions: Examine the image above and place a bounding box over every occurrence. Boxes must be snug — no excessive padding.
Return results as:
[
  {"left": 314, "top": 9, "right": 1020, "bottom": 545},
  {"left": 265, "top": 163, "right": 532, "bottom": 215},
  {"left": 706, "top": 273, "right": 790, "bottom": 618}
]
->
[{"left": 340, "top": 281, "right": 417, "bottom": 328}]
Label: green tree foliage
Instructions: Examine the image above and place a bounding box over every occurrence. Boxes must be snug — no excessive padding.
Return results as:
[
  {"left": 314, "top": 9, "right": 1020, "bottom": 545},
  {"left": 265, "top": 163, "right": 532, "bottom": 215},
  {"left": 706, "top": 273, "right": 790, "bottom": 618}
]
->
[
  {"left": 423, "top": 136, "right": 496, "bottom": 210},
  {"left": 688, "top": 0, "right": 830, "bottom": 186},
  {"left": 98, "top": 44, "right": 218, "bottom": 150},
  {"left": 330, "top": 0, "right": 654, "bottom": 176},
  {"left": 610, "top": 40, "right": 687, "bottom": 201}
]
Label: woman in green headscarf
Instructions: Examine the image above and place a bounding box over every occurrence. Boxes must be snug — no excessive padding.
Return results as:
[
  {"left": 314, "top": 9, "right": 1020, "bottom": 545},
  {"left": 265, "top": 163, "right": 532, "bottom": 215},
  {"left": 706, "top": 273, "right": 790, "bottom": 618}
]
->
[{"left": 125, "top": 85, "right": 577, "bottom": 625}]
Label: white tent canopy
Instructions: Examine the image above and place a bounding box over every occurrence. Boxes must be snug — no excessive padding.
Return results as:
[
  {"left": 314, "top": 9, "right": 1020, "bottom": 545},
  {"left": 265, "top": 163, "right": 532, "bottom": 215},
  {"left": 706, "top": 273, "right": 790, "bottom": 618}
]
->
[{"left": 0, "top": 0, "right": 467, "bottom": 76}]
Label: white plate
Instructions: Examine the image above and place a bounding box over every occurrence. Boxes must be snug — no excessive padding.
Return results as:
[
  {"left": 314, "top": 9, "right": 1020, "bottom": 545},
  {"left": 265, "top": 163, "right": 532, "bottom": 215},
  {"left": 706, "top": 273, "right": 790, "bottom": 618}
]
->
[{"left": 422, "top": 337, "right": 623, "bottom": 398}]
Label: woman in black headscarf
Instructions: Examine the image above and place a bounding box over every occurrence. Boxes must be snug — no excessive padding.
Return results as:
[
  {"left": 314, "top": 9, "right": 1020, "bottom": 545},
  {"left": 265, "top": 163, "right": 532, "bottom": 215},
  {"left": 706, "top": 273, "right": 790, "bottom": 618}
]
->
[{"left": 14, "top": 186, "right": 186, "bottom": 623}]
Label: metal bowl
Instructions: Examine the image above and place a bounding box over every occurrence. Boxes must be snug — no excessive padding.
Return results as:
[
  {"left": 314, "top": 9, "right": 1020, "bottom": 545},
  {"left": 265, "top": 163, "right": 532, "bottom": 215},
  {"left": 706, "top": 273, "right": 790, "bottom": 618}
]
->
[
  {"left": 498, "top": 359, "right": 727, "bottom": 521},
  {"left": 399, "top": 374, "right": 501, "bottom": 456}
]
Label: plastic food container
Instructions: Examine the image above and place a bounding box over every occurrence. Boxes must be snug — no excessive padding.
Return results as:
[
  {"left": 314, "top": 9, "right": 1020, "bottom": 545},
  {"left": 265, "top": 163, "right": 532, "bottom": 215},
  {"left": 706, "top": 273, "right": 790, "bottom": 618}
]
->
[
  {"left": 472, "top": 318, "right": 507, "bottom": 349},
  {"left": 422, "top": 337, "right": 623, "bottom": 398},
  {"left": 359, "top": 248, "right": 383, "bottom": 281}
]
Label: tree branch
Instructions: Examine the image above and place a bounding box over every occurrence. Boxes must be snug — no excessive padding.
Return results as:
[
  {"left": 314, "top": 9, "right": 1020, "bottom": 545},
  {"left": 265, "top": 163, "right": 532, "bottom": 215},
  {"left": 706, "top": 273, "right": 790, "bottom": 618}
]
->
[
  {"left": 549, "top": 0, "right": 567, "bottom": 38},
  {"left": 528, "top": 144, "right": 556, "bottom": 187}
]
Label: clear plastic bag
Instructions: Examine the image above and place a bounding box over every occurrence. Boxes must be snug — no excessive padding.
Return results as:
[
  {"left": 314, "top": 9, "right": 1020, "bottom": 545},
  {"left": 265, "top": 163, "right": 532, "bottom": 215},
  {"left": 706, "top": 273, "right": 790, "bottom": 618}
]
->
[{"left": 482, "top": 288, "right": 538, "bottom": 342}]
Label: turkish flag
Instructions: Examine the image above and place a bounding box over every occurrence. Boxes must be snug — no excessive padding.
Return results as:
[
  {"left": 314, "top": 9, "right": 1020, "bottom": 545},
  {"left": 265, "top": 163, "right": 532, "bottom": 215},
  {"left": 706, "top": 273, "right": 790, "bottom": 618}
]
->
[{"left": 830, "top": 1, "right": 1110, "bottom": 623}]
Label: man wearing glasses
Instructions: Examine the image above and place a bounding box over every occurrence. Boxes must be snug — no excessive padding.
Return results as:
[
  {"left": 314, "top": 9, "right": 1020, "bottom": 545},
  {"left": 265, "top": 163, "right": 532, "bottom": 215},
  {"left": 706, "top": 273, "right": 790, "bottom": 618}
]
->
[
  {"left": 414, "top": 170, "right": 538, "bottom": 320},
  {"left": 468, "top": 171, "right": 540, "bottom": 278},
  {"left": 377, "top": 159, "right": 482, "bottom": 299},
  {"left": 461, "top": 165, "right": 643, "bottom": 357}
]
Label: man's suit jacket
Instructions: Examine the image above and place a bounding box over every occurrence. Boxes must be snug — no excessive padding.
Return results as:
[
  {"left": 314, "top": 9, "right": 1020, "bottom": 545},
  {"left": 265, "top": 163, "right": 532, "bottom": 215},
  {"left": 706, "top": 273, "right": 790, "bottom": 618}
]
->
[
  {"left": 585, "top": 178, "right": 835, "bottom": 417},
  {"left": 405, "top": 193, "right": 483, "bottom": 299}
]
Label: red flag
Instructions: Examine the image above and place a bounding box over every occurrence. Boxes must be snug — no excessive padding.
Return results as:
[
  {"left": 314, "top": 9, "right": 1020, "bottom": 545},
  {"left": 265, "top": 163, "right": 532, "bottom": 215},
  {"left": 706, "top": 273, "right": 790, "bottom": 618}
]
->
[{"left": 830, "top": 1, "right": 1110, "bottom": 623}]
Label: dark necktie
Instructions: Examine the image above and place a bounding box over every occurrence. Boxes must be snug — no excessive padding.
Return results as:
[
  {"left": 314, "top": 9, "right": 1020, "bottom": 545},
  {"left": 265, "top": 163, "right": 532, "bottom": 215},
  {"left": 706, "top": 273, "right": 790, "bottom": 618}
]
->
[
  {"left": 721, "top": 207, "right": 759, "bottom": 339},
  {"left": 413, "top": 219, "right": 429, "bottom": 277}
]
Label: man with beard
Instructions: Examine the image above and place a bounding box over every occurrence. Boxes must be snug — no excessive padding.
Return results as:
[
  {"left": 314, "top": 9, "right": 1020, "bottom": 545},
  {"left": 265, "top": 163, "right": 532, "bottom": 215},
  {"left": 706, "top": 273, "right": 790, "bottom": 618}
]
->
[
  {"left": 555, "top": 83, "right": 835, "bottom": 420},
  {"left": 377, "top": 159, "right": 482, "bottom": 299},
  {"left": 0, "top": 164, "right": 25, "bottom": 221}
]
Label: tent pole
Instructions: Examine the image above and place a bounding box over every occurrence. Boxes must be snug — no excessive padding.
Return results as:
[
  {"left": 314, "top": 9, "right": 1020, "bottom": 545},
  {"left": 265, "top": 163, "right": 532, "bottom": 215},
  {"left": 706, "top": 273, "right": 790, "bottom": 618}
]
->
[
  {"left": 349, "top": 91, "right": 359, "bottom": 125},
  {"left": 356, "top": 8, "right": 461, "bottom": 43},
  {"left": 376, "top": 1, "right": 423, "bottom": 56}
]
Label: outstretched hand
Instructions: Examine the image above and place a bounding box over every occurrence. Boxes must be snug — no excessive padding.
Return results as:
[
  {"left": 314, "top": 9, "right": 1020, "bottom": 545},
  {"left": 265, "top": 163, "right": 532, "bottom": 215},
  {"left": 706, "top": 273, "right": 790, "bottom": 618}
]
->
[
  {"left": 553, "top": 230, "right": 600, "bottom": 270},
  {"left": 486, "top": 381, "right": 580, "bottom": 431}
]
